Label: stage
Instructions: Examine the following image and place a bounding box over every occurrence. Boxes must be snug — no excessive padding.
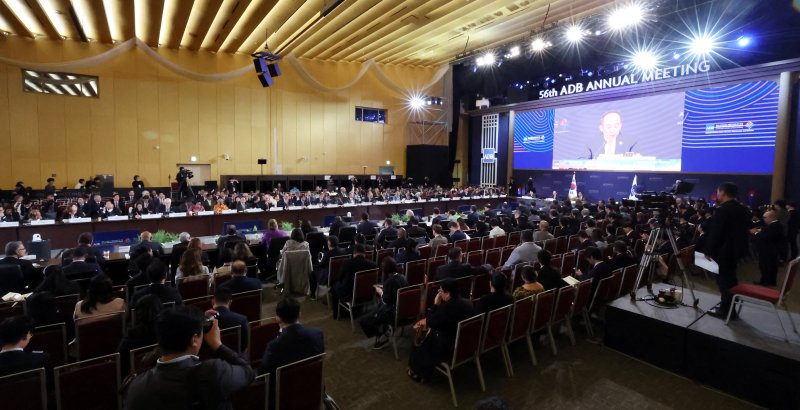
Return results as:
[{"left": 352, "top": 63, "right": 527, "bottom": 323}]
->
[{"left": 605, "top": 288, "right": 800, "bottom": 409}]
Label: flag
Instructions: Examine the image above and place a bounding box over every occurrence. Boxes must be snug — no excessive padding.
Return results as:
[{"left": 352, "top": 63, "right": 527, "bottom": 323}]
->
[
  {"left": 629, "top": 175, "right": 639, "bottom": 199},
  {"left": 568, "top": 172, "right": 578, "bottom": 201}
]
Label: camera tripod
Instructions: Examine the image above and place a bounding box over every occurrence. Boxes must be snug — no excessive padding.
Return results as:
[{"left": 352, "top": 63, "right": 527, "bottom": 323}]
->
[{"left": 630, "top": 221, "right": 699, "bottom": 308}]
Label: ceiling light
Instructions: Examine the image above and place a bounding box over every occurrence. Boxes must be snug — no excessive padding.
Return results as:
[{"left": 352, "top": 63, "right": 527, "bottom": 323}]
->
[
  {"left": 531, "top": 38, "right": 551, "bottom": 52},
  {"left": 565, "top": 25, "right": 585, "bottom": 43},
  {"left": 608, "top": 4, "right": 644, "bottom": 30},
  {"left": 736, "top": 36, "right": 751, "bottom": 47},
  {"left": 631, "top": 50, "right": 659, "bottom": 71},
  {"left": 505, "top": 46, "right": 520, "bottom": 58},
  {"left": 409, "top": 97, "right": 425, "bottom": 110},
  {"left": 690, "top": 35, "right": 715, "bottom": 57},
  {"left": 476, "top": 52, "right": 495, "bottom": 66}
]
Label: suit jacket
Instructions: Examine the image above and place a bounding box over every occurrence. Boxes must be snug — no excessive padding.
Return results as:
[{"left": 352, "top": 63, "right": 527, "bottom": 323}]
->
[
  {"left": 129, "top": 240, "right": 165, "bottom": 257},
  {"left": 333, "top": 255, "right": 377, "bottom": 298},
  {"left": 0, "top": 264, "right": 25, "bottom": 294},
  {"left": 582, "top": 261, "right": 612, "bottom": 282},
  {"left": 170, "top": 242, "right": 189, "bottom": 278},
  {"left": 447, "top": 230, "right": 467, "bottom": 244},
  {"left": 756, "top": 221, "right": 784, "bottom": 260},
  {"left": 88, "top": 201, "right": 104, "bottom": 218},
  {"left": 609, "top": 253, "right": 636, "bottom": 271},
  {"left": 62, "top": 260, "right": 104, "bottom": 278},
  {"left": 78, "top": 245, "right": 107, "bottom": 266},
  {"left": 704, "top": 200, "right": 751, "bottom": 265},
  {"left": 591, "top": 135, "right": 640, "bottom": 159},
  {"left": 435, "top": 261, "right": 472, "bottom": 281},
  {"left": 0, "top": 349, "right": 49, "bottom": 377},
  {"left": 214, "top": 306, "right": 249, "bottom": 351},
  {"left": 477, "top": 292, "right": 514, "bottom": 314},
  {"left": 99, "top": 208, "right": 119, "bottom": 219},
  {"left": 407, "top": 225, "right": 428, "bottom": 238},
  {"left": 216, "top": 234, "right": 246, "bottom": 255},
  {"left": 257, "top": 324, "right": 324, "bottom": 377},
  {"left": 219, "top": 276, "right": 262, "bottom": 294},
  {"left": 125, "top": 344, "right": 254, "bottom": 410},
  {"left": 357, "top": 220, "right": 378, "bottom": 236},
  {"left": 131, "top": 283, "right": 183, "bottom": 306},
  {"left": 538, "top": 265, "right": 568, "bottom": 291},
  {"left": 426, "top": 297, "right": 476, "bottom": 349}
]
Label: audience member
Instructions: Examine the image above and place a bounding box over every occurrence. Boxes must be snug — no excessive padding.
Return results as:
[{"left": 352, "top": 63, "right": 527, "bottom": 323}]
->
[
  {"left": 131, "top": 262, "right": 183, "bottom": 306},
  {"left": 360, "top": 257, "right": 408, "bottom": 349},
  {"left": 477, "top": 273, "right": 514, "bottom": 313},
  {"left": 488, "top": 219, "right": 505, "bottom": 238},
  {"left": 435, "top": 247, "right": 472, "bottom": 281},
  {"left": 33, "top": 265, "right": 80, "bottom": 296},
  {"left": 309, "top": 236, "right": 345, "bottom": 298},
  {"left": 447, "top": 221, "right": 468, "bottom": 243},
  {"left": 211, "top": 288, "right": 249, "bottom": 352},
  {"left": 129, "top": 231, "right": 165, "bottom": 257},
  {"left": 512, "top": 266, "right": 545, "bottom": 300},
  {"left": 503, "top": 230, "right": 541, "bottom": 267},
  {"left": 330, "top": 244, "right": 377, "bottom": 319},
  {"left": 73, "top": 274, "right": 126, "bottom": 323},
  {"left": 258, "top": 297, "right": 324, "bottom": 376},
  {"left": 535, "top": 250, "right": 567, "bottom": 291},
  {"left": 752, "top": 209, "right": 784, "bottom": 286},
  {"left": 175, "top": 248, "right": 211, "bottom": 283},
  {"left": 261, "top": 219, "right": 288, "bottom": 251},
  {"left": 62, "top": 246, "right": 104, "bottom": 277},
  {"left": 219, "top": 261, "right": 262, "bottom": 294},
  {"left": 0, "top": 316, "right": 49, "bottom": 377},
  {"left": 0, "top": 241, "right": 36, "bottom": 289}
]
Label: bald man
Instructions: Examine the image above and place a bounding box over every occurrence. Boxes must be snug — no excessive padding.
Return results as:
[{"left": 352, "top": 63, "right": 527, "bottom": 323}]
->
[
  {"left": 129, "top": 230, "right": 165, "bottom": 257},
  {"left": 533, "top": 220, "right": 554, "bottom": 242},
  {"left": 752, "top": 210, "right": 784, "bottom": 286},
  {"left": 593, "top": 111, "right": 639, "bottom": 158}
]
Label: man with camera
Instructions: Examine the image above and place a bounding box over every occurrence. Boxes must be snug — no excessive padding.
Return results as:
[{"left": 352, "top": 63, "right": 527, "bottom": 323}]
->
[
  {"left": 176, "top": 166, "right": 194, "bottom": 199},
  {"left": 125, "top": 306, "right": 254, "bottom": 410}
]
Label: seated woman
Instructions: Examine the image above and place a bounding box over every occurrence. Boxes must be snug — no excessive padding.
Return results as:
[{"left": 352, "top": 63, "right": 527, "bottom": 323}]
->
[
  {"left": 117, "top": 294, "right": 163, "bottom": 376},
  {"left": 261, "top": 219, "right": 288, "bottom": 251},
  {"left": 74, "top": 274, "right": 127, "bottom": 323},
  {"left": 129, "top": 202, "right": 149, "bottom": 219},
  {"left": 175, "top": 248, "right": 211, "bottom": 283},
  {"left": 281, "top": 228, "right": 309, "bottom": 253},
  {"left": 34, "top": 265, "right": 81, "bottom": 296},
  {"left": 26, "top": 208, "right": 43, "bottom": 222},
  {"left": 213, "top": 249, "right": 234, "bottom": 276},
  {"left": 186, "top": 237, "right": 210, "bottom": 267},
  {"left": 212, "top": 198, "right": 229, "bottom": 214},
  {"left": 407, "top": 278, "right": 476, "bottom": 384},
  {"left": 233, "top": 242, "right": 258, "bottom": 269},
  {"left": 512, "top": 266, "right": 544, "bottom": 300},
  {"left": 360, "top": 257, "right": 409, "bottom": 349},
  {"left": 61, "top": 203, "right": 85, "bottom": 220},
  {"left": 477, "top": 273, "right": 514, "bottom": 314}
]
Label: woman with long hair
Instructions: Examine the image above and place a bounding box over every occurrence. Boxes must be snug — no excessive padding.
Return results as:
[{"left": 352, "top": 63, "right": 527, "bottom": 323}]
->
[
  {"left": 175, "top": 248, "right": 210, "bottom": 282},
  {"left": 281, "top": 228, "right": 308, "bottom": 252},
  {"left": 186, "top": 237, "right": 210, "bottom": 266},
  {"left": 74, "top": 274, "right": 126, "bottom": 323},
  {"left": 233, "top": 242, "right": 257, "bottom": 265}
]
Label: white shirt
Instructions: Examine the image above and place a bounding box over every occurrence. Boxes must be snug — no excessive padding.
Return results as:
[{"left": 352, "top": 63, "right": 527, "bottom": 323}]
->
[
  {"left": 604, "top": 141, "right": 616, "bottom": 156},
  {"left": 489, "top": 226, "right": 506, "bottom": 238},
  {"left": 157, "top": 354, "right": 198, "bottom": 364}
]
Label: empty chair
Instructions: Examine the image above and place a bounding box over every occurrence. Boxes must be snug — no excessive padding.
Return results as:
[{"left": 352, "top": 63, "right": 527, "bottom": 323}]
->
[
  {"left": 376, "top": 248, "right": 395, "bottom": 271},
  {"left": 337, "top": 226, "right": 357, "bottom": 245},
  {"left": 466, "top": 250, "right": 483, "bottom": 267},
  {"left": 177, "top": 276, "right": 210, "bottom": 299},
  {"left": 232, "top": 373, "right": 269, "bottom": 410},
  {"left": 506, "top": 231, "right": 522, "bottom": 247},
  {"left": 530, "top": 289, "right": 557, "bottom": 356},
  {"left": 567, "top": 235, "right": 581, "bottom": 250},
  {"left": 455, "top": 275, "right": 474, "bottom": 301},
  {"left": 484, "top": 248, "right": 502, "bottom": 268},
  {"left": 549, "top": 286, "right": 577, "bottom": 354},
  {"left": 0, "top": 300, "right": 24, "bottom": 323},
  {"left": 435, "top": 314, "right": 486, "bottom": 407},
  {"left": 481, "top": 236, "right": 496, "bottom": 251},
  {"left": 275, "top": 353, "right": 325, "bottom": 410},
  {"left": 471, "top": 272, "right": 492, "bottom": 301},
  {"left": 338, "top": 269, "right": 380, "bottom": 332},
  {"left": 247, "top": 318, "right": 281, "bottom": 367},
  {"left": 129, "top": 343, "right": 159, "bottom": 376},
  {"left": 467, "top": 238, "right": 482, "bottom": 252},
  {"left": 231, "top": 289, "right": 262, "bottom": 322},
  {"left": 54, "top": 353, "right": 120, "bottom": 410},
  {"left": 25, "top": 322, "right": 67, "bottom": 367},
  {"left": 589, "top": 270, "right": 622, "bottom": 313},
  {"left": 183, "top": 295, "right": 213, "bottom": 311},
  {"left": 550, "top": 253, "right": 563, "bottom": 271},
  {"left": 555, "top": 236, "right": 568, "bottom": 254},
  {"left": 505, "top": 295, "right": 536, "bottom": 374},
  {"left": 480, "top": 305, "right": 512, "bottom": 377},
  {"left": 306, "top": 232, "right": 328, "bottom": 262},
  {"left": 435, "top": 243, "right": 453, "bottom": 258},
  {"left": 426, "top": 257, "right": 447, "bottom": 281},
  {"left": 74, "top": 312, "right": 125, "bottom": 361},
  {"left": 405, "top": 259, "right": 427, "bottom": 286},
  {"left": 392, "top": 285, "right": 424, "bottom": 360},
  {"left": 571, "top": 279, "right": 594, "bottom": 338},
  {"left": 543, "top": 238, "right": 557, "bottom": 255},
  {"left": 561, "top": 252, "right": 577, "bottom": 278},
  {"left": 424, "top": 280, "right": 442, "bottom": 311},
  {"left": 0, "top": 367, "right": 47, "bottom": 410},
  {"left": 499, "top": 245, "right": 516, "bottom": 266},
  {"left": 618, "top": 264, "right": 639, "bottom": 297},
  {"left": 418, "top": 245, "right": 432, "bottom": 260},
  {"left": 320, "top": 255, "right": 350, "bottom": 303},
  {"left": 453, "top": 239, "right": 469, "bottom": 254}
]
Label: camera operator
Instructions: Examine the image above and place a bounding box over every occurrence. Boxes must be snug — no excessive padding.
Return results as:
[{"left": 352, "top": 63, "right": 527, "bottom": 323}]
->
[
  {"left": 124, "top": 306, "right": 255, "bottom": 410},
  {"left": 176, "top": 167, "right": 194, "bottom": 199}
]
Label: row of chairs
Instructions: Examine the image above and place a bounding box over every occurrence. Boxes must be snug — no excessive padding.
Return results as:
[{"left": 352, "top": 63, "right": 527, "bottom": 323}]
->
[{"left": 0, "top": 351, "right": 327, "bottom": 410}]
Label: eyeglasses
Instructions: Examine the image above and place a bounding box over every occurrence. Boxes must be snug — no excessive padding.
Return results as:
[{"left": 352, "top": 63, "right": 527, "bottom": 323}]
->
[{"left": 17, "top": 248, "right": 25, "bottom": 252}]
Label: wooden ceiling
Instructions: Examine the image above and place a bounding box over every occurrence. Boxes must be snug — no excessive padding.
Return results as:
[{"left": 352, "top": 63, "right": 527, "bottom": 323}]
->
[{"left": 0, "top": 0, "right": 616, "bottom": 66}]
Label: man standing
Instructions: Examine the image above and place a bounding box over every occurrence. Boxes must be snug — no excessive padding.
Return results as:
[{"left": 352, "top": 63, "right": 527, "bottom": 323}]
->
[
  {"left": 125, "top": 307, "right": 254, "bottom": 409},
  {"left": 703, "top": 183, "right": 751, "bottom": 319},
  {"left": 752, "top": 210, "right": 784, "bottom": 286}
]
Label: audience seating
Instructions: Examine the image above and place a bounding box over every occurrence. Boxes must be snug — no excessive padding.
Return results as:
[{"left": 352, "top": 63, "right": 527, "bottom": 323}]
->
[
  {"left": 543, "top": 238, "right": 557, "bottom": 254},
  {"left": 550, "top": 253, "right": 563, "bottom": 271},
  {"left": 230, "top": 289, "right": 262, "bottom": 322},
  {"left": 589, "top": 270, "right": 622, "bottom": 313},
  {"left": 247, "top": 317, "right": 280, "bottom": 367},
  {"left": 426, "top": 257, "right": 447, "bottom": 280},
  {"left": 424, "top": 280, "right": 442, "bottom": 311},
  {"left": 561, "top": 252, "right": 577, "bottom": 278},
  {"left": 434, "top": 314, "right": 486, "bottom": 407},
  {"left": 74, "top": 312, "right": 125, "bottom": 361},
  {"left": 505, "top": 295, "right": 536, "bottom": 374},
  {"left": 567, "top": 235, "right": 580, "bottom": 251},
  {"left": 453, "top": 239, "right": 469, "bottom": 254},
  {"left": 177, "top": 276, "right": 210, "bottom": 299},
  {"left": 215, "top": 274, "right": 233, "bottom": 289},
  {"left": 198, "top": 326, "right": 241, "bottom": 360},
  {"left": 555, "top": 236, "right": 568, "bottom": 254},
  {"left": 129, "top": 343, "right": 158, "bottom": 376},
  {"left": 321, "top": 255, "right": 350, "bottom": 303},
  {"left": 726, "top": 257, "right": 799, "bottom": 341},
  {"left": 481, "top": 236, "right": 497, "bottom": 251},
  {"left": 499, "top": 245, "right": 516, "bottom": 266},
  {"left": 418, "top": 245, "right": 432, "bottom": 259},
  {"left": 54, "top": 353, "right": 121, "bottom": 410},
  {"left": 392, "top": 285, "right": 424, "bottom": 360},
  {"left": 484, "top": 248, "right": 501, "bottom": 268},
  {"left": 530, "top": 289, "right": 557, "bottom": 353},
  {"left": 572, "top": 279, "right": 594, "bottom": 338},
  {"left": 337, "top": 227, "right": 357, "bottom": 246},
  {"left": 549, "top": 285, "right": 577, "bottom": 354},
  {"left": 232, "top": 373, "right": 269, "bottom": 410},
  {"left": 0, "top": 367, "right": 47, "bottom": 410},
  {"left": 275, "top": 353, "right": 325, "bottom": 410},
  {"left": 435, "top": 243, "right": 453, "bottom": 258},
  {"left": 375, "top": 248, "right": 394, "bottom": 272},
  {"left": 618, "top": 264, "right": 639, "bottom": 297},
  {"left": 506, "top": 231, "right": 521, "bottom": 247},
  {"left": 466, "top": 250, "right": 483, "bottom": 267},
  {"left": 480, "top": 305, "right": 512, "bottom": 377},
  {"left": 404, "top": 259, "right": 427, "bottom": 286},
  {"left": 470, "top": 272, "right": 491, "bottom": 301},
  {"left": 26, "top": 322, "right": 67, "bottom": 367},
  {"left": 184, "top": 295, "right": 213, "bottom": 311},
  {"left": 495, "top": 235, "right": 508, "bottom": 247},
  {"left": 0, "top": 300, "right": 24, "bottom": 323},
  {"left": 337, "top": 268, "right": 379, "bottom": 332},
  {"left": 467, "top": 237, "right": 482, "bottom": 252}
]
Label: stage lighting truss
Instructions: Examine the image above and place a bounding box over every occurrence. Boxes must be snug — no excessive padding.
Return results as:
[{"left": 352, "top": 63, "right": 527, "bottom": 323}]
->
[{"left": 251, "top": 51, "right": 283, "bottom": 87}]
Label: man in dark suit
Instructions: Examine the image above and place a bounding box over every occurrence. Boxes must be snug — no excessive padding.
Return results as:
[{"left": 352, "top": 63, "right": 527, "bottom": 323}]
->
[
  {"left": 169, "top": 232, "right": 191, "bottom": 279},
  {"left": 0, "top": 241, "right": 37, "bottom": 289},
  {"left": 703, "top": 182, "right": 751, "bottom": 319},
  {"left": 212, "top": 288, "right": 249, "bottom": 352},
  {"left": 373, "top": 218, "right": 397, "bottom": 249},
  {"left": 131, "top": 262, "right": 183, "bottom": 306},
  {"left": 620, "top": 223, "right": 638, "bottom": 247},
  {"left": 330, "top": 245, "right": 377, "bottom": 319},
  {"left": 0, "top": 316, "right": 49, "bottom": 377},
  {"left": 309, "top": 237, "right": 346, "bottom": 298},
  {"left": 75, "top": 232, "right": 107, "bottom": 266},
  {"left": 219, "top": 261, "right": 262, "bottom": 294},
  {"left": 216, "top": 225, "right": 246, "bottom": 258},
  {"left": 447, "top": 221, "right": 467, "bottom": 244},
  {"left": 466, "top": 205, "right": 480, "bottom": 228},
  {"left": 576, "top": 247, "right": 612, "bottom": 296},
  {"left": 536, "top": 250, "right": 568, "bottom": 291},
  {"left": 406, "top": 217, "right": 428, "bottom": 239},
  {"left": 258, "top": 296, "right": 324, "bottom": 376},
  {"left": 752, "top": 210, "right": 784, "bottom": 286},
  {"left": 87, "top": 194, "right": 104, "bottom": 219},
  {"left": 132, "top": 175, "right": 144, "bottom": 190},
  {"left": 435, "top": 247, "right": 472, "bottom": 281},
  {"left": 110, "top": 193, "right": 127, "bottom": 216},
  {"left": 129, "top": 231, "right": 165, "bottom": 257},
  {"left": 608, "top": 241, "right": 636, "bottom": 271},
  {"left": 356, "top": 213, "right": 378, "bottom": 236},
  {"left": 62, "top": 246, "right": 104, "bottom": 278}
]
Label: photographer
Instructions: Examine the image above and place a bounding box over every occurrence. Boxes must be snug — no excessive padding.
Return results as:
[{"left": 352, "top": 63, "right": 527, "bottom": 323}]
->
[
  {"left": 125, "top": 306, "right": 255, "bottom": 410},
  {"left": 176, "top": 167, "right": 194, "bottom": 199}
]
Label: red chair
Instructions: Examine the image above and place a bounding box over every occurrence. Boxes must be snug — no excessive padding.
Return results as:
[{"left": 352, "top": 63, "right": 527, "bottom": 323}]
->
[
  {"left": 495, "top": 235, "right": 508, "bottom": 247},
  {"left": 53, "top": 294, "right": 80, "bottom": 320},
  {"left": 435, "top": 243, "right": 453, "bottom": 257},
  {"left": 323, "top": 255, "right": 351, "bottom": 303},
  {"left": 567, "top": 235, "right": 581, "bottom": 251},
  {"left": 435, "top": 314, "right": 486, "bottom": 407},
  {"left": 424, "top": 280, "right": 442, "bottom": 310},
  {"left": 543, "top": 238, "right": 557, "bottom": 254},
  {"left": 530, "top": 289, "right": 557, "bottom": 356},
  {"left": 506, "top": 231, "right": 522, "bottom": 247},
  {"left": 231, "top": 289, "right": 262, "bottom": 322},
  {"left": 555, "top": 236, "right": 568, "bottom": 254},
  {"left": 26, "top": 322, "right": 67, "bottom": 367},
  {"left": 504, "top": 295, "right": 535, "bottom": 374},
  {"left": 426, "top": 257, "right": 447, "bottom": 281},
  {"left": 129, "top": 343, "right": 159, "bottom": 376},
  {"left": 454, "top": 239, "right": 469, "bottom": 254},
  {"left": 405, "top": 259, "right": 427, "bottom": 286},
  {"left": 618, "top": 264, "right": 639, "bottom": 297},
  {"left": 0, "top": 367, "right": 47, "bottom": 410},
  {"left": 499, "top": 245, "right": 516, "bottom": 266},
  {"left": 215, "top": 274, "right": 233, "bottom": 289},
  {"left": 572, "top": 279, "right": 594, "bottom": 337},
  {"left": 199, "top": 326, "right": 241, "bottom": 360},
  {"left": 549, "top": 285, "right": 577, "bottom": 354},
  {"left": 467, "top": 237, "right": 482, "bottom": 252},
  {"left": 184, "top": 295, "right": 213, "bottom": 311},
  {"left": 484, "top": 248, "right": 502, "bottom": 268},
  {"left": 418, "top": 245, "right": 432, "bottom": 260},
  {"left": 455, "top": 275, "right": 474, "bottom": 300},
  {"left": 481, "top": 236, "right": 496, "bottom": 251},
  {"left": 589, "top": 271, "right": 621, "bottom": 313},
  {"left": 232, "top": 373, "right": 269, "bottom": 410},
  {"left": 177, "top": 276, "right": 210, "bottom": 299},
  {"left": 54, "top": 353, "right": 120, "bottom": 410},
  {"left": 376, "top": 248, "right": 395, "bottom": 270},
  {"left": 471, "top": 272, "right": 492, "bottom": 301},
  {"left": 561, "top": 252, "right": 577, "bottom": 278},
  {"left": 550, "top": 253, "right": 563, "bottom": 271},
  {"left": 480, "top": 305, "right": 512, "bottom": 377},
  {"left": 726, "top": 257, "right": 800, "bottom": 341},
  {"left": 74, "top": 312, "right": 125, "bottom": 361},
  {"left": 338, "top": 269, "right": 379, "bottom": 332},
  {"left": 466, "top": 250, "right": 483, "bottom": 267},
  {"left": 248, "top": 317, "right": 281, "bottom": 367},
  {"left": 275, "top": 353, "right": 325, "bottom": 410},
  {"left": 392, "top": 285, "right": 423, "bottom": 360}
]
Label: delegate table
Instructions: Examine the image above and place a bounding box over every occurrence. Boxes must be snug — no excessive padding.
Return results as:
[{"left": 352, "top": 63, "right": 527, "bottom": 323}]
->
[{"left": 2, "top": 197, "right": 507, "bottom": 249}]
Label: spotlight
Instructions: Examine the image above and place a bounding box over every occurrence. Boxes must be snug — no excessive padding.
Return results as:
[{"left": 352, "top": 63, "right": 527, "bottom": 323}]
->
[
  {"left": 608, "top": 4, "right": 644, "bottom": 30},
  {"left": 565, "top": 25, "right": 585, "bottom": 43},
  {"left": 409, "top": 97, "right": 425, "bottom": 110},
  {"left": 632, "top": 51, "right": 658, "bottom": 71},
  {"left": 504, "top": 46, "right": 520, "bottom": 58},
  {"left": 673, "top": 52, "right": 681, "bottom": 60},
  {"left": 476, "top": 52, "right": 495, "bottom": 66},
  {"left": 531, "top": 38, "right": 551, "bottom": 52},
  {"left": 689, "top": 35, "right": 715, "bottom": 57},
  {"left": 736, "top": 36, "right": 751, "bottom": 47}
]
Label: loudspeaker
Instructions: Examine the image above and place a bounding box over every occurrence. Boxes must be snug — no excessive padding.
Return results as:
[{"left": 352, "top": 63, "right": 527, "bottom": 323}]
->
[
  {"left": 257, "top": 72, "right": 273, "bottom": 87},
  {"left": 257, "top": 159, "right": 267, "bottom": 165}
]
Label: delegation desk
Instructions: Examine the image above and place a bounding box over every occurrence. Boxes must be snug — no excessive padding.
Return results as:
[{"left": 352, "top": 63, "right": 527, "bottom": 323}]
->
[{"left": 1, "top": 197, "right": 504, "bottom": 250}]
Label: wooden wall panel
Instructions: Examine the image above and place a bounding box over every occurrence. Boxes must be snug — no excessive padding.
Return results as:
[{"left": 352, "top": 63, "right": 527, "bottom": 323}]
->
[{"left": 0, "top": 65, "right": 11, "bottom": 181}]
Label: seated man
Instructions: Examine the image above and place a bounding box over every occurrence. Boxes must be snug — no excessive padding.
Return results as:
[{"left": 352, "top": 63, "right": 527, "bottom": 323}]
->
[
  {"left": 62, "top": 246, "right": 104, "bottom": 278},
  {"left": 503, "top": 230, "right": 541, "bottom": 268},
  {"left": 0, "top": 315, "right": 49, "bottom": 377},
  {"left": 435, "top": 247, "right": 472, "bottom": 281},
  {"left": 575, "top": 247, "right": 613, "bottom": 295},
  {"left": 309, "top": 236, "right": 345, "bottom": 299},
  {"left": 0, "top": 241, "right": 36, "bottom": 290},
  {"left": 219, "top": 261, "right": 262, "bottom": 294},
  {"left": 216, "top": 225, "right": 246, "bottom": 257},
  {"left": 131, "top": 262, "right": 183, "bottom": 306},
  {"left": 447, "top": 221, "right": 468, "bottom": 243},
  {"left": 258, "top": 296, "right": 324, "bottom": 377},
  {"left": 330, "top": 245, "right": 377, "bottom": 319},
  {"left": 211, "top": 288, "right": 249, "bottom": 352},
  {"left": 356, "top": 213, "right": 378, "bottom": 236},
  {"left": 129, "top": 231, "right": 165, "bottom": 257},
  {"left": 75, "top": 232, "right": 107, "bottom": 266},
  {"left": 533, "top": 220, "right": 554, "bottom": 242},
  {"left": 124, "top": 307, "right": 255, "bottom": 409}
]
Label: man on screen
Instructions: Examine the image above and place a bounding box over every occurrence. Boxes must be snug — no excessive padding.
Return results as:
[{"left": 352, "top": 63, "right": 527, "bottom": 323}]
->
[{"left": 592, "top": 111, "right": 639, "bottom": 158}]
